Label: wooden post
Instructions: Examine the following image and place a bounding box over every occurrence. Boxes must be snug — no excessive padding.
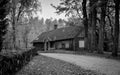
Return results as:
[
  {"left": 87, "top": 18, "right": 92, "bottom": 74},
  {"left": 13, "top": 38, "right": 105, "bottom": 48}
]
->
[
  {"left": 73, "top": 39, "right": 75, "bottom": 51},
  {"left": 54, "top": 42, "right": 56, "bottom": 49},
  {"left": 48, "top": 42, "right": 50, "bottom": 50},
  {"left": 44, "top": 42, "right": 47, "bottom": 51}
]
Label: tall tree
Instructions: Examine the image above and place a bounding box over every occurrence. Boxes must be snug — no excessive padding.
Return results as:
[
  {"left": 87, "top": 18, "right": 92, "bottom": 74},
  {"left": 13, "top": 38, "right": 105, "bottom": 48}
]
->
[
  {"left": 89, "top": 0, "right": 97, "bottom": 52},
  {"left": 45, "top": 18, "right": 53, "bottom": 31},
  {"left": 98, "top": 0, "right": 108, "bottom": 54},
  {"left": 22, "top": 25, "right": 31, "bottom": 50},
  {"left": 112, "top": 0, "right": 120, "bottom": 56},
  {"left": 8, "top": 0, "right": 41, "bottom": 49},
  {"left": 82, "top": 0, "right": 88, "bottom": 50},
  {"left": 0, "top": 0, "right": 9, "bottom": 52}
]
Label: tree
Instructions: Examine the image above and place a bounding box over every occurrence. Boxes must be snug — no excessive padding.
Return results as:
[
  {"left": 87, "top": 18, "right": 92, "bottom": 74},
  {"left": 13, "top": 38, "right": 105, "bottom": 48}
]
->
[
  {"left": 98, "top": 0, "right": 108, "bottom": 54},
  {"left": 45, "top": 18, "right": 53, "bottom": 31},
  {"left": 89, "top": 0, "right": 97, "bottom": 52},
  {"left": 8, "top": 0, "right": 41, "bottom": 49},
  {"left": 82, "top": 0, "right": 88, "bottom": 50},
  {"left": 65, "top": 16, "right": 83, "bottom": 26},
  {"left": 0, "top": 0, "right": 9, "bottom": 52},
  {"left": 44, "top": 18, "right": 65, "bottom": 31},
  {"left": 22, "top": 25, "right": 31, "bottom": 50},
  {"left": 112, "top": 0, "right": 119, "bottom": 56},
  {"left": 58, "top": 18, "right": 66, "bottom": 27},
  {"left": 3, "top": 28, "right": 14, "bottom": 50}
]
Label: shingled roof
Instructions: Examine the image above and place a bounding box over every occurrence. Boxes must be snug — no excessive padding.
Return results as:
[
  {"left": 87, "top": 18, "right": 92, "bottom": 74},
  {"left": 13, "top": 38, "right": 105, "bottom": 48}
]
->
[{"left": 33, "top": 26, "right": 84, "bottom": 43}]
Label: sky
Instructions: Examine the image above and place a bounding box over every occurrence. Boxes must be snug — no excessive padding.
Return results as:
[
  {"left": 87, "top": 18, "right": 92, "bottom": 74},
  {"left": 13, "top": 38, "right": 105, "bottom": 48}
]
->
[{"left": 37, "top": 0, "right": 67, "bottom": 20}]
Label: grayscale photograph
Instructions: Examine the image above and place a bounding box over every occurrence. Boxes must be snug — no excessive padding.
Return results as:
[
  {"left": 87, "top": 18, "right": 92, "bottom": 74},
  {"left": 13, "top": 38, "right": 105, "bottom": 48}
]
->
[{"left": 0, "top": 0, "right": 120, "bottom": 75}]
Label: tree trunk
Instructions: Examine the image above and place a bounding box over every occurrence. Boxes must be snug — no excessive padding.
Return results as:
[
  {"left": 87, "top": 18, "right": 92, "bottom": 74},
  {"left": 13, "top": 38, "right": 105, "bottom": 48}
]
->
[
  {"left": 0, "top": 39, "right": 2, "bottom": 52},
  {"left": 12, "top": 10, "right": 16, "bottom": 50},
  {"left": 88, "top": 0, "right": 98, "bottom": 52},
  {"left": 82, "top": 0, "right": 88, "bottom": 50},
  {"left": 112, "top": 0, "right": 119, "bottom": 56},
  {"left": 89, "top": 0, "right": 98, "bottom": 52},
  {"left": 12, "top": 0, "right": 16, "bottom": 50},
  {"left": 98, "top": 1, "right": 107, "bottom": 54},
  {"left": 25, "top": 37, "right": 28, "bottom": 50},
  {"left": 91, "top": 8, "right": 97, "bottom": 52}
]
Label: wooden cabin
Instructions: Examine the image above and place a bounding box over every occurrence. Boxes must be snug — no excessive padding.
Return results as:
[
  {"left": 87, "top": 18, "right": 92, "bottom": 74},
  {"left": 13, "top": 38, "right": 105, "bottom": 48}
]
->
[{"left": 32, "top": 26, "right": 85, "bottom": 51}]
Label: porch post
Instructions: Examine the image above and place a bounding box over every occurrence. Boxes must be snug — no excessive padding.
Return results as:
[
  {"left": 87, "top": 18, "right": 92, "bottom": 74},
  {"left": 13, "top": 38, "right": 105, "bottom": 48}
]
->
[
  {"left": 73, "top": 39, "right": 75, "bottom": 51},
  {"left": 48, "top": 42, "right": 50, "bottom": 50},
  {"left": 44, "top": 42, "right": 47, "bottom": 51}
]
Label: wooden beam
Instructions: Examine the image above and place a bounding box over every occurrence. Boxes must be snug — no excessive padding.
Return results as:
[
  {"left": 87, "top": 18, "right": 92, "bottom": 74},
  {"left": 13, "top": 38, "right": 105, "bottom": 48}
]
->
[{"left": 44, "top": 42, "right": 47, "bottom": 51}]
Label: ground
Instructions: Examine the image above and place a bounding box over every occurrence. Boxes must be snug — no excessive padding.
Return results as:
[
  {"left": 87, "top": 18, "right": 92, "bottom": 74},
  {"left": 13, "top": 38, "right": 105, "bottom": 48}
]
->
[
  {"left": 1, "top": 49, "right": 120, "bottom": 75},
  {"left": 16, "top": 55, "right": 104, "bottom": 75},
  {"left": 40, "top": 53, "right": 120, "bottom": 75}
]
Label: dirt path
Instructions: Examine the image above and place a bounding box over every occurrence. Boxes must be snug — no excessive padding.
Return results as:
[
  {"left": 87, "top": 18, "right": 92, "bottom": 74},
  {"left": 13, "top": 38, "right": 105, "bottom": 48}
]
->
[{"left": 40, "top": 53, "right": 120, "bottom": 75}]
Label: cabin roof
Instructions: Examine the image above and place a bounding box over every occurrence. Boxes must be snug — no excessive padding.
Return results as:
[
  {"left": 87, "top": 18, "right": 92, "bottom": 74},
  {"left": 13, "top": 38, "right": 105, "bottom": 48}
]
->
[{"left": 33, "top": 26, "right": 84, "bottom": 43}]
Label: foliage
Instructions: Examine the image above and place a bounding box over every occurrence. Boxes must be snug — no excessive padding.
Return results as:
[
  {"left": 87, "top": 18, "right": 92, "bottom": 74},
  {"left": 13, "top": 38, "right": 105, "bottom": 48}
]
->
[
  {"left": 0, "top": 49, "right": 38, "bottom": 75},
  {"left": 4, "top": 0, "right": 41, "bottom": 49},
  {"left": 22, "top": 24, "right": 31, "bottom": 49},
  {"left": 65, "top": 16, "right": 83, "bottom": 26},
  {"left": 44, "top": 18, "right": 66, "bottom": 31},
  {"left": 0, "top": 0, "right": 9, "bottom": 51},
  {"left": 8, "top": 0, "right": 41, "bottom": 21},
  {"left": 51, "top": 0, "right": 83, "bottom": 18}
]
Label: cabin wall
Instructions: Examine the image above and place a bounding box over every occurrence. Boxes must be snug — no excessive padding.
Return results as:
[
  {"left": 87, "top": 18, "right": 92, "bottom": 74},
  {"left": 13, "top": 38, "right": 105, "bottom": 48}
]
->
[
  {"left": 54, "top": 40, "right": 73, "bottom": 50},
  {"left": 33, "top": 42, "right": 44, "bottom": 50},
  {"left": 33, "top": 37, "right": 85, "bottom": 51},
  {"left": 74, "top": 37, "right": 85, "bottom": 51}
]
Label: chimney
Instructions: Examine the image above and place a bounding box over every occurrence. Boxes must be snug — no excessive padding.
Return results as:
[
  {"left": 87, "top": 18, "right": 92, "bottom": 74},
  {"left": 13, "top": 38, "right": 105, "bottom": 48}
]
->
[{"left": 54, "top": 24, "right": 58, "bottom": 29}]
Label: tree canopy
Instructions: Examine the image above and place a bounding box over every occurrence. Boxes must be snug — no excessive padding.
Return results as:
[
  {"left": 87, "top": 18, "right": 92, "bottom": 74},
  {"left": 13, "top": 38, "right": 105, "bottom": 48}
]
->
[{"left": 52, "top": 0, "right": 120, "bottom": 56}]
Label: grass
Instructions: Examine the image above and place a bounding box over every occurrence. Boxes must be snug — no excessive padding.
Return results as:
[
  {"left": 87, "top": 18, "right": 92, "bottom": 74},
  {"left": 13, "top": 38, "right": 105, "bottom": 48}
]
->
[{"left": 16, "top": 54, "right": 105, "bottom": 75}]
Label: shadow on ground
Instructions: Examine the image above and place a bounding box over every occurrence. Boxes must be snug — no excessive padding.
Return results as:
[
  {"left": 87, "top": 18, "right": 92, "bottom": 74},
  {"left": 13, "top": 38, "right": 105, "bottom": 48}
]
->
[{"left": 0, "top": 49, "right": 38, "bottom": 75}]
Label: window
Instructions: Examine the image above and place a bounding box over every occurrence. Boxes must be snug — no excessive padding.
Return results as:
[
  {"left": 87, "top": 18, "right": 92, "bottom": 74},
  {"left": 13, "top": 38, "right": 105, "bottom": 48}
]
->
[
  {"left": 79, "top": 40, "right": 85, "bottom": 48},
  {"left": 62, "top": 43, "right": 65, "bottom": 48},
  {"left": 65, "top": 43, "right": 69, "bottom": 48}
]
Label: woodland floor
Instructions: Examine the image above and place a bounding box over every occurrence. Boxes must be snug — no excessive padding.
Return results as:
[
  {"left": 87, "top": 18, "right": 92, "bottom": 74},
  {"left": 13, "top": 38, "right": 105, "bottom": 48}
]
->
[
  {"left": 16, "top": 54, "right": 104, "bottom": 75},
  {"left": 0, "top": 49, "right": 119, "bottom": 75}
]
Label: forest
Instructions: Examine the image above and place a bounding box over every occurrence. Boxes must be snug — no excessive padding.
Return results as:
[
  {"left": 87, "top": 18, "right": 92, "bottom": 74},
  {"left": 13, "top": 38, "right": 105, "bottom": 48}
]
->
[
  {"left": 0, "top": 0, "right": 120, "bottom": 75},
  {"left": 0, "top": 0, "right": 120, "bottom": 56}
]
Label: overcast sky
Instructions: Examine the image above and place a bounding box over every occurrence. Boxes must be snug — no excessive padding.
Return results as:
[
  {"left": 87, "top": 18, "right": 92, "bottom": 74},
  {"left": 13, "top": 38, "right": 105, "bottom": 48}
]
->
[{"left": 37, "top": 0, "right": 67, "bottom": 20}]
